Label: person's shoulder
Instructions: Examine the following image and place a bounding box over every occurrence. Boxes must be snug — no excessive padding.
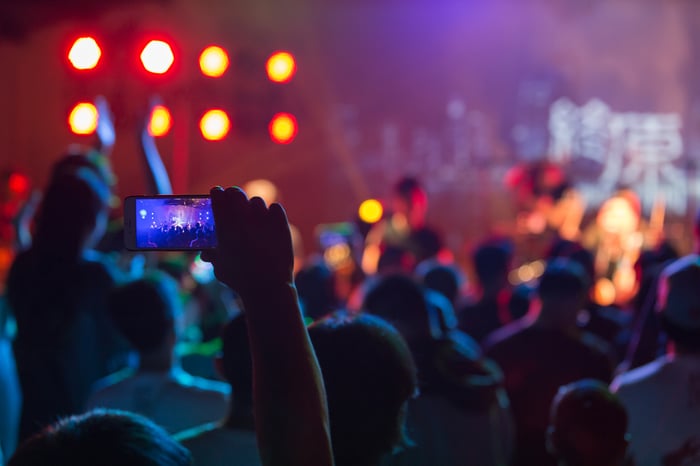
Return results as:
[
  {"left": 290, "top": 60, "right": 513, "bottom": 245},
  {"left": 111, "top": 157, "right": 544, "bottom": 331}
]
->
[
  {"left": 86, "top": 367, "right": 136, "bottom": 407},
  {"left": 612, "top": 356, "right": 671, "bottom": 392},
  {"left": 172, "top": 369, "right": 230, "bottom": 398},
  {"left": 174, "top": 421, "right": 220, "bottom": 444},
  {"left": 482, "top": 317, "right": 532, "bottom": 353}
]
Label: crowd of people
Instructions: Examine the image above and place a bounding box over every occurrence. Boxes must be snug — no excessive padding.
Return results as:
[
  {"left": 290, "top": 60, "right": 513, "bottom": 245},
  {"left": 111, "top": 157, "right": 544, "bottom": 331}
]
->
[{"left": 0, "top": 102, "right": 698, "bottom": 466}]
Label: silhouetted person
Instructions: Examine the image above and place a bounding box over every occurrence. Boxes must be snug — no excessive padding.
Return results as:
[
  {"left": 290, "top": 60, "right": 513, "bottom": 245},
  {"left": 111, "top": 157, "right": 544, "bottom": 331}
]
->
[
  {"left": 309, "top": 313, "right": 418, "bottom": 466},
  {"left": 7, "top": 167, "right": 125, "bottom": 441},
  {"left": 176, "top": 314, "right": 260, "bottom": 466},
  {"left": 612, "top": 254, "right": 700, "bottom": 466},
  {"left": 548, "top": 380, "right": 629, "bottom": 466},
  {"left": 86, "top": 272, "right": 229, "bottom": 433},
  {"left": 8, "top": 409, "right": 191, "bottom": 466},
  {"left": 484, "top": 258, "right": 614, "bottom": 466}
]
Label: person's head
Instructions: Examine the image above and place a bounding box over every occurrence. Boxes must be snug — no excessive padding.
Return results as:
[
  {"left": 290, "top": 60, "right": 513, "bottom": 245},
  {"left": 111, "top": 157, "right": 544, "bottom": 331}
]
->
[
  {"left": 295, "top": 261, "right": 338, "bottom": 320},
  {"left": 656, "top": 255, "right": 700, "bottom": 355},
  {"left": 8, "top": 409, "right": 191, "bottom": 466},
  {"left": 363, "top": 274, "right": 440, "bottom": 342},
  {"left": 472, "top": 236, "right": 514, "bottom": 295},
  {"left": 33, "top": 167, "right": 110, "bottom": 260},
  {"left": 108, "top": 272, "right": 182, "bottom": 358},
  {"left": 547, "top": 380, "right": 629, "bottom": 466},
  {"left": 415, "top": 260, "right": 463, "bottom": 305},
  {"left": 537, "top": 258, "right": 589, "bottom": 324},
  {"left": 308, "top": 314, "right": 417, "bottom": 466},
  {"left": 392, "top": 177, "right": 427, "bottom": 228},
  {"left": 216, "top": 313, "right": 253, "bottom": 406}
]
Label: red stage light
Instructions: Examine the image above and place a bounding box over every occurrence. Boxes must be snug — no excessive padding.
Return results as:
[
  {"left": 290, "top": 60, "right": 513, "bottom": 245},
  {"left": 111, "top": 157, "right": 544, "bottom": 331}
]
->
[
  {"left": 199, "top": 45, "right": 229, "bottom": 78},
  {"left": 148, "top": 105, "right": 173, "bottom": 137},
  {"left": 68, "top": 36, "right": 102, "bottom": 70},
  {"left": 8, "top": 173, "right": 30, "bottom": 195},
  {"left": 140, "top": 40, "right": 175, "bottom": 74},
  {"left": 269, "top": 113, "right": 298, "bottom": 144},
  {"left": 68, "top": 102, "right": 98, "bottom": 135},
  {"left": 200, "top": 109, "right": 230, "bottom": 141},
  {"left": 266, "top": 51, "right": 296, "bottom": 83}
]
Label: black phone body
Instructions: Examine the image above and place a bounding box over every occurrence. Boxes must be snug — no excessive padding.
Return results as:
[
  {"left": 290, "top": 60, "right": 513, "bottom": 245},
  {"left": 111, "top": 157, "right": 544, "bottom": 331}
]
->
[{"left": 124, "top": 195, "right": 217, "bottom": 251}]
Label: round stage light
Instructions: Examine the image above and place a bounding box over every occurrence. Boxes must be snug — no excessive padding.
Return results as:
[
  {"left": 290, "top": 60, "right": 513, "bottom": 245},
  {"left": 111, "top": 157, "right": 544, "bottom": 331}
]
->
[
  {"left": 148, "top": 105, "right": 173, "bottom": 137},
  {"left": 200, "top": 109, "right": 230, "bottom": 141},
  {"left": 269, "top": 113, "right": 298, "bottom": 144},
  {"left": 358, "top": 199, "right": 383, "bottom": 224},
  {"left": 68, "top": 102, "right": 98, "bottom": 135},
  {"left": 140, "top": 40, "right": 175, "bottom": 75},
  {"left": 266, "top": 51, "right": 296, "bottom": 83},
  {"left": 199, "top": 45, "right": 229, "bottom": 78},
  {"left": 68, "top": 36, "right": 102, "bottom": 70}
]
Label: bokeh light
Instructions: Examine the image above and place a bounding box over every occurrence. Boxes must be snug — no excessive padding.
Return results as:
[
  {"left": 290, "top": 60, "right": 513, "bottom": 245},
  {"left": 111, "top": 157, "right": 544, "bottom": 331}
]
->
[
  {"left": 140, "top": 40, "right": 175, "bottom": 74},
  {"left": 199, "top": 109, "right": 230, "bottom": 141},
  {"left": 148, "top": 105, "right": 173, "bottom": 137},
  {"left": 358, "top": 199, "right": 384, "bottom": 224},
  {"left": 199, "top": 45, "right": 229, "bottom": 78},
  {"left": 68, "top": 37, "right": 101, "bottom": 70},
  {"left": 269, "top": 113, "right": 298, "bottom": 144},
  {"left": 68, "top": 102, "right": 98, "bottom": 135},
  {"left": 266, "top": 51, "right": 296, "bottom": 83}
]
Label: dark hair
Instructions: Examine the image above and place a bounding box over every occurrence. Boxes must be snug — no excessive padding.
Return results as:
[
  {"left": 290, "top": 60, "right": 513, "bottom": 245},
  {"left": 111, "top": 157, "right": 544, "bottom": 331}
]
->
[
  {"left": 394, "top": 177, "right": 422, "bottom": 200},
  {"left": 418, "top": 262, "right": 461, "bottom": 304},
  {"left": 472, "top": 237, "right": 514, "bottom": 287},
  {"left": 295, "top": 261, "right": 337, "bottom": 320},
  {"left": 220, "top": 314, "right": 253, "bottom": 404},
  {"left": 108, "top": 272, "right": 180, "bottom": 353},
  {"left": 33, "top": 168, "right": 109, "bottom": 260},
  {"left": 538, "top": 258, "right": 589, "bottom": 301},
  {"left": 8, "top": 409, "right": 192, "bottom": 466},
  {"left": 309, "top": 314, "right": 417, "bottom": 466},
  {"left": 549, "top": 380, "right": 628, "bottom": 466}
]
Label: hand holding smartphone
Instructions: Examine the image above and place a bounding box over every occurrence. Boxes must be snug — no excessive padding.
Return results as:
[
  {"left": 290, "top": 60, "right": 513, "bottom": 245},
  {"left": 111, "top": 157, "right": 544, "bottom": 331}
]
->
[{"left": 124, "top": 195, "right": 217, "bottom": 250}]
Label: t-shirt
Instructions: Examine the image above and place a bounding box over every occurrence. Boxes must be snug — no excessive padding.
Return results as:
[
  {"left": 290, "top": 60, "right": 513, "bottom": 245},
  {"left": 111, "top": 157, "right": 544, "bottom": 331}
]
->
[
  {"left": 612, "top": 354, "right": 700, "bottom": 466},
  {"left": 176, "top": 423, "right": 261, "bottom": 466},
  {"left": 86, "top": 367, "right": 229, "bottom": 433},
  {"left": 484, "top": 318, "right": 614, "bottom": 466}
]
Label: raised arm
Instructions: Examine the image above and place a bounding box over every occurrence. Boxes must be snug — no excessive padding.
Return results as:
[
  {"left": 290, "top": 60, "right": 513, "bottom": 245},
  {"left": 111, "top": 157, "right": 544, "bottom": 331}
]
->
[
  {"left": 139, "top": 98, "right": 173, "bottom": 195},
  {"left": 202, "top": 186, "right": 333, "bottom": 466}
]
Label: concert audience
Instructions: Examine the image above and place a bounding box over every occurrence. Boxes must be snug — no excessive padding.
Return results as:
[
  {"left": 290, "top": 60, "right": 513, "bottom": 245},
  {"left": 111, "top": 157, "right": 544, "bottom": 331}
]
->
[
  {"left": 612, "top": 254, "right": 700, "bottom": 466},
  {"left": 86, "top": 271, "right": 229, "bottom": 433},
  {"left": 547, "top": 379, "right": 630, "bottom": 466},
  {"left": 175, "top": 313, "right": 260, "bottom": 466},
  {"left": 484, "top": 258, "right": 615, "bottom": 466},
  {"left": 0, "top": 298, "right": 20, "bottom": 459}
]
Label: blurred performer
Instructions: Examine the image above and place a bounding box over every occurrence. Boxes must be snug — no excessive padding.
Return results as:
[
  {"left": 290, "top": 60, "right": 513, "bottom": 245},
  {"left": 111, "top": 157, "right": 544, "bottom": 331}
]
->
[{"left": 362, "top": 176, "right": 447, "bottom": 275}]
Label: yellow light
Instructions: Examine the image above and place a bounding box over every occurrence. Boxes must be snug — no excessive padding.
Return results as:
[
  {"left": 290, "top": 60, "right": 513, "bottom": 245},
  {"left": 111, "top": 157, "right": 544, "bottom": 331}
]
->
[
  {"left": 266, "top": 51, "right": 296, "bottom": 83},
  {"left": 148, "top": 105, "right": 172, "bottom": 137},
  {"left": 593, "top": 278, "right": 616, "bottom": 306},
  {"left": 140, "top": 40, "right": 175, "bottom": 75},
  {"left": 200, "top": 109, "right": 231, "bottom": 141},
  {"left": 68, "top": 37, "right": 101, "bottom": 70},
  {"left": 269, "top": 113, "right": 298, "bottom": 144},
  {"left": 199, "top": 46, "right": 229, "bottom": 78},
  {"left": 358, "top": 199, "right": 384, "bottom": 224},
  {"left": 68, "top": 102, "right": 98, "bottom": 135}
]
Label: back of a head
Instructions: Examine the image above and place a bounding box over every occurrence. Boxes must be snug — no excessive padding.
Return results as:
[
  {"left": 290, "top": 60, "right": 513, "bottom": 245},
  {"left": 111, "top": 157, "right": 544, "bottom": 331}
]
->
[
  {"left": 416, "top": 261, "right": 461, "bottom": 304},
  {"left": 108, "top": 272, "right": 181, "bottom": 354},
  {"left": 33, "top": 167, "right": 110, "bottom": 260},
  {"left": 308, "top": 314, "right": 417, "bottom": 466},
  {"left": 538, "top": 258, "right": 589, "bottom": 304},
  {"left": 472, "top": 237, "right": 513, "bottom": 289},
  {"left": 394, "top": 176, "right": 422, "bottom": 200},
  {"left": 220, "top": 313, "right": 253, "bottom": 404},
  {"left": 294, "top": 261, "right": 337, "bottom": 320},
  {"left": 8, "top": 409, "right": 191, "bottom": 466},
  {"left": 363, "top": 274, "right": 433, "bottom": 342},
  {"left": 657, "top": 255, "right": 700, "bottom": 353},
  {"left": 548, "top": 380, "right": 628, "bottom": 466}
]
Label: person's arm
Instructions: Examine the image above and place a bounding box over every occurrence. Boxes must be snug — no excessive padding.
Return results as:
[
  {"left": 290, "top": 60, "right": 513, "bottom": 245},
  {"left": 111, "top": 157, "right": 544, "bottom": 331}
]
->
[
  {"left": 202, "top": 187, "right": 333, "bottom": 466},
  {"left": 139, "top": 98, "right": 173, "bottom": 195}
]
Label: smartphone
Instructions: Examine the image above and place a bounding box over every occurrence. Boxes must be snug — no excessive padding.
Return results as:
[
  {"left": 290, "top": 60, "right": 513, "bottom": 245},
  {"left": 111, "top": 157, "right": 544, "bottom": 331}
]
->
[{"left": 124, "top": 195, "right": 217, "bottom": 251}]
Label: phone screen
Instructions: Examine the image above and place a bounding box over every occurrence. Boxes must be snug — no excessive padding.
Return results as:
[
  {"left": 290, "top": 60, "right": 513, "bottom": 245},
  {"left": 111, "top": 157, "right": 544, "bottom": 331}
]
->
[{"left": 129, "top": 196, "right": 217, "bottom": 250}]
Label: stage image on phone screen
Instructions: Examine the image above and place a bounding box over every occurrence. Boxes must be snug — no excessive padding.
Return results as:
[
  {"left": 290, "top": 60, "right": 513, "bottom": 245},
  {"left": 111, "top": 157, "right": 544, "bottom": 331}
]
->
[{"left": 136, "top": 197, "right": 217, "bottom": 249}]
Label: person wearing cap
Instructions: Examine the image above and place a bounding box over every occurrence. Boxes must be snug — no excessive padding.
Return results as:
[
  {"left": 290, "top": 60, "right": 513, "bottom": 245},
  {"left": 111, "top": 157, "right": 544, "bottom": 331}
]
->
[
  {"left": 547, "top": 379, "right": 630, "bottom": 466},
  {"left": 611, "top": 254, "right": 700, "bottom": 466}
]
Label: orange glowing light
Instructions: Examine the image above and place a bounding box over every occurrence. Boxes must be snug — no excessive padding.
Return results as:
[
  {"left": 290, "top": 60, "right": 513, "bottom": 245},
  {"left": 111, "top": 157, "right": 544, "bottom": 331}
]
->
[
  {"left": 140, "top": 40, "right": 175, "bottom": 74},
  {"left": 68, "top": 36, "right": 102, "bottom": 70},
  {"left": 358, "top": 199, "right": 384, "bottom": 224},
  {"left": 269, "top": 113, "right": 298, "bottom": 144},
  {"left": 200, "top": 109, "right": 230, "bottom": 141},
  {"left": 148, "top": 105, "right": 173, "bottom": 137},
  {"left": 266, "top": 51, "right": 296, "bottom": 83},
  {"left": 68, "top": 102, "right": 98, "bottom": 135},
  {"left": 199, "top": 46, "right": 229, "bottom": 78}
]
